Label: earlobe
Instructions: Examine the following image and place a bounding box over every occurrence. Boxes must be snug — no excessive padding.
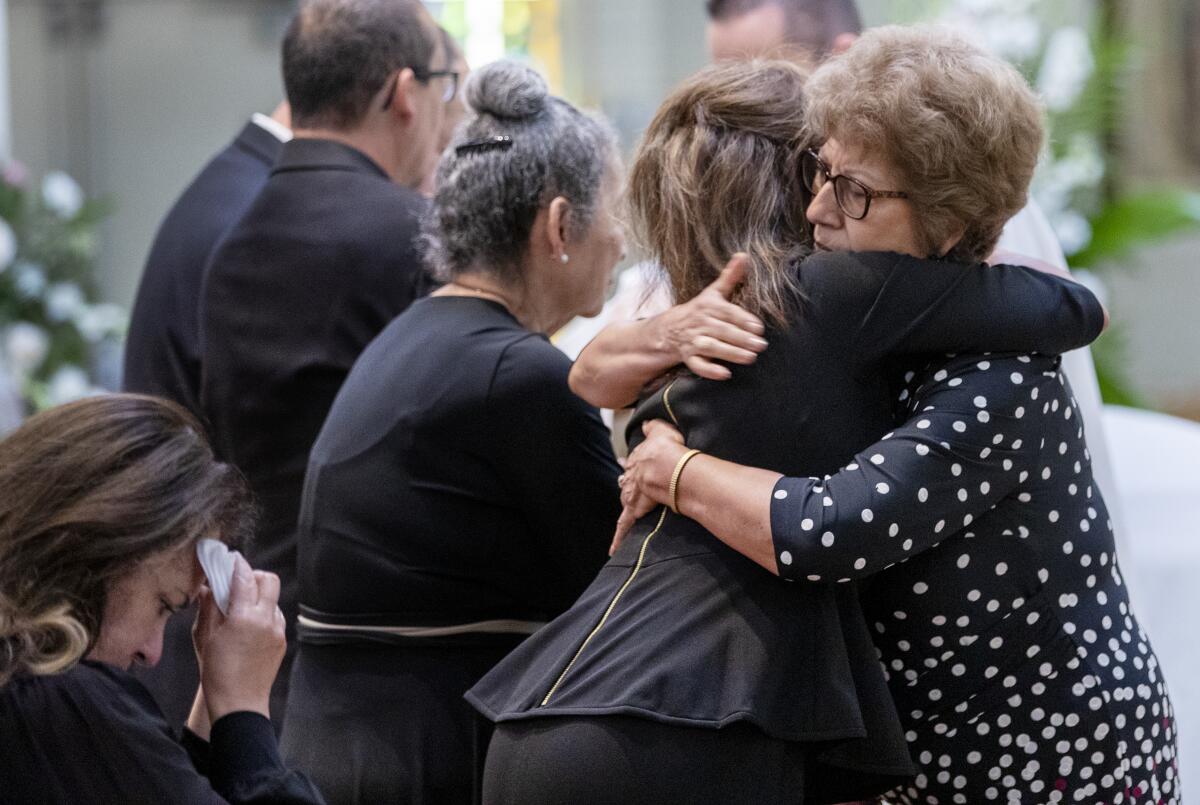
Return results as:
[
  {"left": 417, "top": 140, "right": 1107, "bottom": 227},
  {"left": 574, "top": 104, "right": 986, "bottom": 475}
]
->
[{"left": 546, "top": 196, "right": 572, "bottom": 262}]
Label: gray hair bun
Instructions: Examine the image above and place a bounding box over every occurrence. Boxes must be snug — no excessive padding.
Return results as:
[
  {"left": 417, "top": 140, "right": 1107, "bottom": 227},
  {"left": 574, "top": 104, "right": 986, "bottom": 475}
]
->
[{"left": 466, "top": 60, "right": 549, "bottom": 121}]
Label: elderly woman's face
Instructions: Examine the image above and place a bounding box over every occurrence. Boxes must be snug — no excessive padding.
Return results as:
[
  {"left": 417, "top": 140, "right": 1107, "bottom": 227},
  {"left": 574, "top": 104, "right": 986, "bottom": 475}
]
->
[
  {"left": 806, "top": 138, "right": 927, "bottom": 258},
  {"left": 88, "top": 542, "right": 203, "bottom": 670},
  {"left": 568, "top": 162, "right": 627, "bottom": 317}
]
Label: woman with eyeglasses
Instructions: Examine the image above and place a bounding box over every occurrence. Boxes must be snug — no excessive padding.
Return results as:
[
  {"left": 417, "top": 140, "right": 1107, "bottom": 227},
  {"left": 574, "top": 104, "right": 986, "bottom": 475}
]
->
[
  {"left": 564, "top": 28, "right": 1178, "bottom": 805},
  {"left": 466, "top": 51, "right": 1111, "bottom": 804},
  {"left": 278, "top": 61, "right": 625, "bottom": 805}
]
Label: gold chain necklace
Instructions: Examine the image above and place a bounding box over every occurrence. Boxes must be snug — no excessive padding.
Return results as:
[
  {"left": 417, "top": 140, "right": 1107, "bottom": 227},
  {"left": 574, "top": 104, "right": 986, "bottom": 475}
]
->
[{"left": 442, "top": 282, "right": 516, "bottom": 315}]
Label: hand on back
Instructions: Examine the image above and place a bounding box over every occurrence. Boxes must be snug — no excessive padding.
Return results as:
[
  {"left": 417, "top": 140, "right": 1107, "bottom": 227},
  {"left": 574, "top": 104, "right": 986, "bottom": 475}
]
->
[{"left": 662, "top": 254, "right": 768, "bottom": 380}]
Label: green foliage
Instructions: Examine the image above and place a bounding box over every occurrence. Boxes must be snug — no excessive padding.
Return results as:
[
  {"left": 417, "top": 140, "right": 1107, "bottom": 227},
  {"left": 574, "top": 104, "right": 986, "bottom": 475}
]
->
[
  {"left": 1069, "top": 189, "right": 1200, "bottom": 267},
  {"left": 1090, "top": 324, "right": 1145, "bottom": 409}
]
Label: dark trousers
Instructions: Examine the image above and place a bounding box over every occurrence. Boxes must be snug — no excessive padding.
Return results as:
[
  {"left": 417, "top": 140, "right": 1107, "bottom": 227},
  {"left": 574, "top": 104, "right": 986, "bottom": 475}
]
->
[{"left": 482, "top": 715, "right": 816, "bottom": 805}]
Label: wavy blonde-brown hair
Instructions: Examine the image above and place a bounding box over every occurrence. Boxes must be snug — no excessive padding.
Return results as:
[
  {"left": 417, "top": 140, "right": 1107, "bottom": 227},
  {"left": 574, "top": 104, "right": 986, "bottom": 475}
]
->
[
  {"left": 629, "top": 59, "right": 813, "bottom": 326},
  {"left": 0, "top": 395, "right": 254, "bottom": 687},
  {"left": 804, "top": 24, "right": 1044, "bottom": 263}
]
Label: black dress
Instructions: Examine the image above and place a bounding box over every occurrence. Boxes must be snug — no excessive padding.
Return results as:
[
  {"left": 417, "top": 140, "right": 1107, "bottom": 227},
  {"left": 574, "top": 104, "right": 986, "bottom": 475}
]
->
[
  {"left": 0, "top": 660, "right": 324, "bottom": 804},
  {"left": 768, "top": 353, "right": 1181, "bottom": 803},
  {"left": 280, "top": 296, "right": 622, "bottom": 804},
  {"left": 468, "top": 251, "right": 1107, "bottom": 805}
]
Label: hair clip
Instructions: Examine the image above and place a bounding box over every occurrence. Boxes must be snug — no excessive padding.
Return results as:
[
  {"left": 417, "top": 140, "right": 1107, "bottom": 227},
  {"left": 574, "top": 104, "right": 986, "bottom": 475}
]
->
[{"left": 455, "top": 135, "right": 514, "bottom": 156}]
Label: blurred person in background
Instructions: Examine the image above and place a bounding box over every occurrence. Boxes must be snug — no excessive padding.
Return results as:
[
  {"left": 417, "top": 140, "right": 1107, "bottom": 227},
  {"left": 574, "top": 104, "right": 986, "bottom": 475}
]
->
[
  {"left": 281, "top": 61, "right": 622, "bottom": 804},
  {"left": 420, "top": 27, "right": 470, "bottom": 197},
  {"left": 705, "top": 0, "right": 861, "bottom": 61},
  {"left": 199, "top": 0, "right": 454, "bottom": 727},
  {"left": 0, "top": 395, "right": 324, "bottom": 804},
  {"left": 126, "top": 100, "right": 292, "bottom": 730}
]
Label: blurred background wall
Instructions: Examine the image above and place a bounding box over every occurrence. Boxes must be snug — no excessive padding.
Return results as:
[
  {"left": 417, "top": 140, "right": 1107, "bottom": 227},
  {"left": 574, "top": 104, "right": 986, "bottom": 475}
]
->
[{"left": 4, "top": 0, "right": 1200, "bottom": 417}]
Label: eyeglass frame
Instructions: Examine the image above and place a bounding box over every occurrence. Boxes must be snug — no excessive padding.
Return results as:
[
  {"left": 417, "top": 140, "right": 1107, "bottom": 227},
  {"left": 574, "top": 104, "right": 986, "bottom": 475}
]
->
[
  {"left": 801, "top": 148, "right": 909, "bottom": 221},
  {"left": 380, "top": 67, "right": 460, "bottom": 110}
]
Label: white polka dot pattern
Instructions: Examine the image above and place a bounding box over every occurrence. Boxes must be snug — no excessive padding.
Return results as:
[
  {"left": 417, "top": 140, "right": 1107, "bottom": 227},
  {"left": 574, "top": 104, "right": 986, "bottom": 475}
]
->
[{"left": 769, "top": 355, "right": 1179, "bottom": 803}]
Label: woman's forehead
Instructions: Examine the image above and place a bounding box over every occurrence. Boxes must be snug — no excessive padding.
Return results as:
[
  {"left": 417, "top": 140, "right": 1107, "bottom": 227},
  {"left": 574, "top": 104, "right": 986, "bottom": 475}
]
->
[
  {"left": 820, "top": 138, "right": 894, "bottom": 183},
  {"left": 137, "top": 541, "right": 203, "bottom": 586}
]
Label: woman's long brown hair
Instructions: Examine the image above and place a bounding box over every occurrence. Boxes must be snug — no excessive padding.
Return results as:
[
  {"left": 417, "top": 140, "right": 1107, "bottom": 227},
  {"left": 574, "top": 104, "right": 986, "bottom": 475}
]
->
[
  {"left": 628, "top": 59, "right": 814, "bottom": 327},
  {"left": 0, "top": 394, "right": 253, "bottom": 686}
]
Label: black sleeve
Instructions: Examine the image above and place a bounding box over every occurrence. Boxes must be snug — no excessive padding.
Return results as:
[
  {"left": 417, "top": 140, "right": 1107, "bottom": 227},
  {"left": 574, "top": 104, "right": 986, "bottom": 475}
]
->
[
  {"left": 181, "top": 726, "right": 212, "bottom": 777},
  {"left": 769, "top": 355, "right": 1055, "bottom": 582},
  {"left": 801, "top": 251, "right": 1105, "bottom": 367},
  {"left": 207, "top": 712, "right": 326, "bottom": 804},
  {"left": 487, "top": 336, "right": 623, "bottom": 612},
  {"left": 57, "top": 668, "right": 325, "bottom": 805}
]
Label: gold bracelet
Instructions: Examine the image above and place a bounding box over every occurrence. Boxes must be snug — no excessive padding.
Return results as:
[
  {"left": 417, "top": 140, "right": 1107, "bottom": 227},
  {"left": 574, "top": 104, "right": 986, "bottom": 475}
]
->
[{"left": 668, "top": 449, "right": 703, "bottom": 515}]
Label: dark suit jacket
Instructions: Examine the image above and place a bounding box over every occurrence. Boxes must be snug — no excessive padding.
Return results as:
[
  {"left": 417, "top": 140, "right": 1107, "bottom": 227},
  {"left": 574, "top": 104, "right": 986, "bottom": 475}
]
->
[
  {"left": 199, "top": 138, "right": 430, "bottom": 719},
  {"left": 123, "top": 120, "right": 283, "bottom": 417}
]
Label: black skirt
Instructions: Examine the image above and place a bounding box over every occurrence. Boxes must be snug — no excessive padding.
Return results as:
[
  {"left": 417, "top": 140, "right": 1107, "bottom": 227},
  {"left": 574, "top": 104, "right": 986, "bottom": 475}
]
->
[
  {"left": 281, "top": 636, "right": 523, "bottom": 805},
  {"left": 483, "top": 714, "right": 900, "bottom": 805}
]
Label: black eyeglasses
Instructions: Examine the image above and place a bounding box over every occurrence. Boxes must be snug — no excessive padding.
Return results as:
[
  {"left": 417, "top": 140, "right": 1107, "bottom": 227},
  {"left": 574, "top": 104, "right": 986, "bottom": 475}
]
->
[
  {"left": 380, "top": 68, "right": 460, "bottom": 110},
  {"left": 801, "top": 148, "right": 909, "bottom": 220}
]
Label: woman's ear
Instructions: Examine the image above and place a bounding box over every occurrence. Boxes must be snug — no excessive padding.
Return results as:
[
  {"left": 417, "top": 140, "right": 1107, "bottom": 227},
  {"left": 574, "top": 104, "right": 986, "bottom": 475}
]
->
[{"left": 546, "top": 196, "right": 572, "bottom": 261}]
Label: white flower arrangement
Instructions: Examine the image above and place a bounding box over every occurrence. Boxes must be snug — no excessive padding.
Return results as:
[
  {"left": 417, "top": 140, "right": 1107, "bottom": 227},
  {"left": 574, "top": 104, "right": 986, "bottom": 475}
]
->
[{"left": 0, "top": 162, "right": 123, "bottom": 415}]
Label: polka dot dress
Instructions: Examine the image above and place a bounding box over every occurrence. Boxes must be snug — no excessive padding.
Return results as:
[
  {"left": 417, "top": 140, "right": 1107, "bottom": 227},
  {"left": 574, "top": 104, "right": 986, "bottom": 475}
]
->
[{"left": 770, "top": 354, "right": 1180, "bottom": 803}]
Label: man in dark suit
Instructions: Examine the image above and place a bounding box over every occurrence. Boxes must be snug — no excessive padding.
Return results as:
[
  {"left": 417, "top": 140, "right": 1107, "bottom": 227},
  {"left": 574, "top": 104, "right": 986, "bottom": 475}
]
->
[
  {"left": 199, "top": 0, "right": 451, "bottom": 725},
  {"left": 123, "top": 103, "right": 291, "bottom": 419},
  {"left": 124, "top": 104, "right": 291, "bottom": 729}
]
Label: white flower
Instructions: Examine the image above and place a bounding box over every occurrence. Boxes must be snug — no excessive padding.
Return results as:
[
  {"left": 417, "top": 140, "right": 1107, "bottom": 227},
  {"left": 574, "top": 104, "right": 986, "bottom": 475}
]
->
[
  {"left": 0, "top": 219, "right": 16, "bottom": 271},
  {"left": 46, "top": 282, "right": 87, "bottom": 322},
  {"left": 937, "top": 4, "right": 1041, "bottom": 62},
  {"left": 1038, "top": 27, "right": 1094, "bottom": 112},
  {"left": 1050, "top": 210, "right": 1093, "bottom": 256},
  {"left": 14, "top": 262, "right": 46, "bottom": 299},
  {"left": 46, "top": 365, "right": 93, "bottom": 406},
  {"left": 981, "top": 14, "right": 1041, "bottom": 62},
  {"left": 42, "top": 171, "right": 84, "bottom": 218},
  {"left": 75, "top": 303, "right": 127, "bottom": 342},
  {"left": 4, "top": 322, "right": 50, "bottom": 374},
  {"left": 1031, "top": 135, "right": 1105, "bottom": 221}
]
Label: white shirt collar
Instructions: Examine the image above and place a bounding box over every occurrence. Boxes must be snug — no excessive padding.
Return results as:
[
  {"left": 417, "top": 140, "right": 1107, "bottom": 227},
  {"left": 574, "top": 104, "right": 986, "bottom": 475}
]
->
[{"left": 251, "top": 112, "right": 293, "bottom": 143}]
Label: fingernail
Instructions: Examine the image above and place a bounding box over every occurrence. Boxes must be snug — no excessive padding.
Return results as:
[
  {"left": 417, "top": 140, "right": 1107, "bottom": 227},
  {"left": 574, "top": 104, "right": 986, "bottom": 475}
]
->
[{"left": 751, "top": 336, "right": 768, "bottom": 348}]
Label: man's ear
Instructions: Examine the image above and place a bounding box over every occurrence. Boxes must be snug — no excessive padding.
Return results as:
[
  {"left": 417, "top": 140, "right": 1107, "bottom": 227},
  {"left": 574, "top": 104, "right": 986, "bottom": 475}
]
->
[
  {"left": 545, "top": 196, "right": 572, "bottom": 260},
  {"left": 831, "top": 32, "right": 858, "bottom": 55},
  {"left": 387, "top": 68, "right": 419, "bottom": 121}
]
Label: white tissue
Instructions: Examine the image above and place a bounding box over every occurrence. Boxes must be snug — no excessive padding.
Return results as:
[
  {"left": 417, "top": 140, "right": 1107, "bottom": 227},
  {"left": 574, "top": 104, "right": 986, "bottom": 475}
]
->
[{"left": 196, "top": 539, "right": 239, "bottom": 616}]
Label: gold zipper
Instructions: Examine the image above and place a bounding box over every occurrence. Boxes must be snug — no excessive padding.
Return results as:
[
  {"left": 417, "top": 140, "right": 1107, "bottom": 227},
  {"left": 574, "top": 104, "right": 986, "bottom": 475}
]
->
[{"left": 540, "top": 380, "right": 681, "bottom": 706}]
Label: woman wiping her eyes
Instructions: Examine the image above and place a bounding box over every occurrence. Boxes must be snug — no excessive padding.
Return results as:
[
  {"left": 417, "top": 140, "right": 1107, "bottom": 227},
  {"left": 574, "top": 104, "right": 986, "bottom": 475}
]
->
[{"left": 0, "top": 395, "right": 324, "bottom": 804}]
